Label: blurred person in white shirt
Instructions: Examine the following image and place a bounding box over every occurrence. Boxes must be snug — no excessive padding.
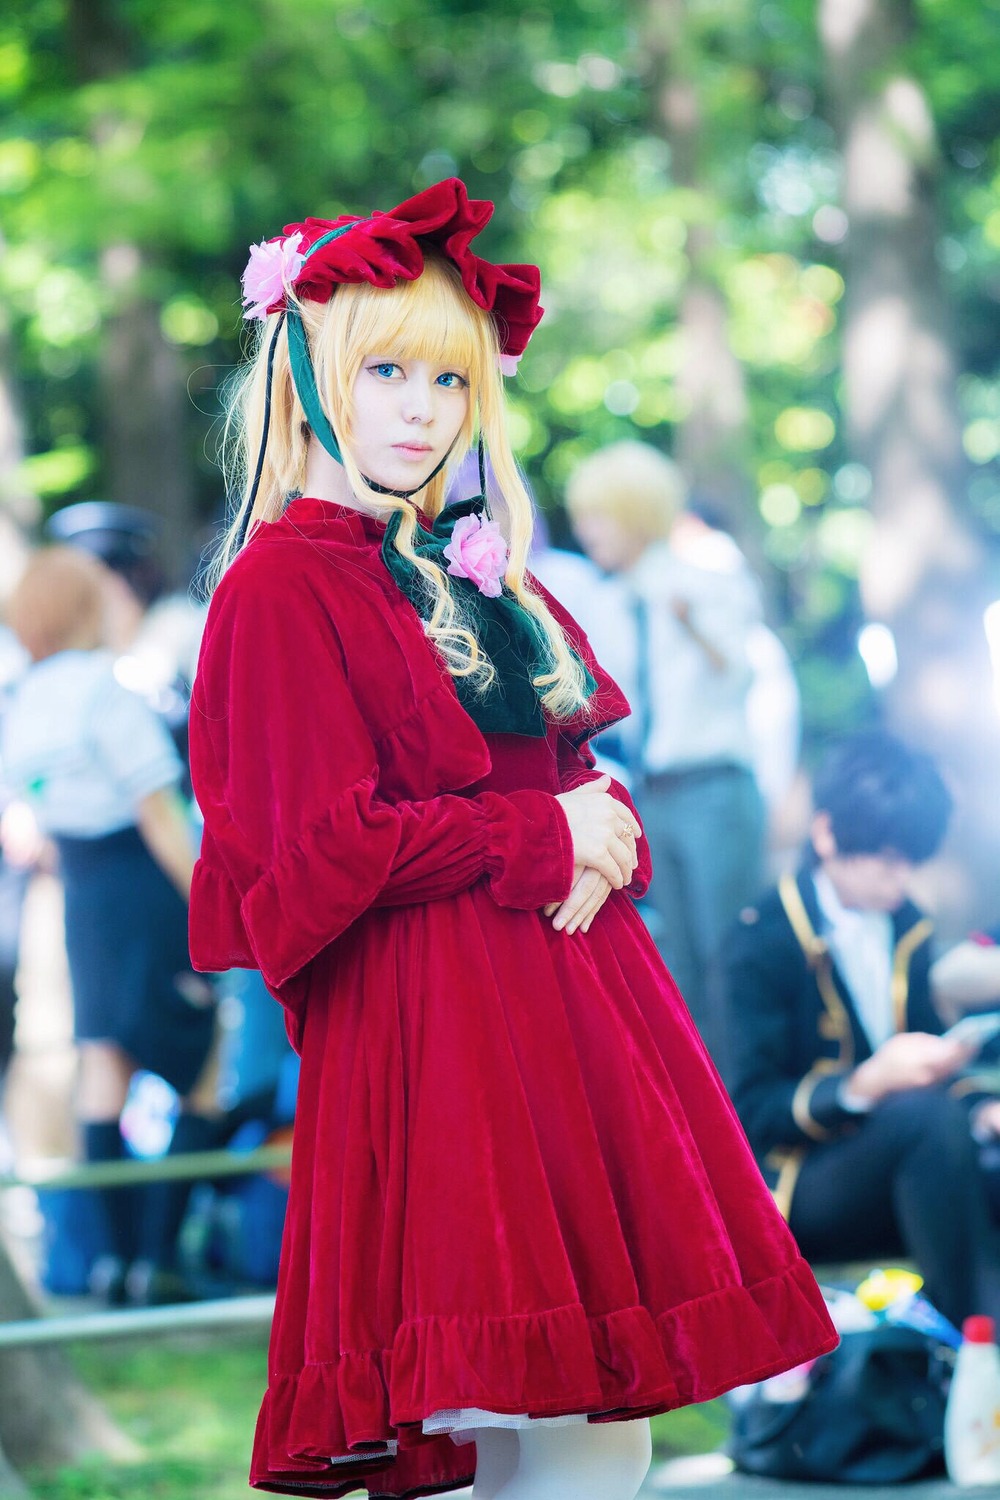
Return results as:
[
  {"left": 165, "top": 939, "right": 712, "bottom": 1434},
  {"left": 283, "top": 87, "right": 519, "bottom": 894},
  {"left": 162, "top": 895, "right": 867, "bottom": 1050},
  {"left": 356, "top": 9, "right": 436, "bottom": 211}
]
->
[{"left": 565, "top": 441, "right": 766, "bottom": 1050}]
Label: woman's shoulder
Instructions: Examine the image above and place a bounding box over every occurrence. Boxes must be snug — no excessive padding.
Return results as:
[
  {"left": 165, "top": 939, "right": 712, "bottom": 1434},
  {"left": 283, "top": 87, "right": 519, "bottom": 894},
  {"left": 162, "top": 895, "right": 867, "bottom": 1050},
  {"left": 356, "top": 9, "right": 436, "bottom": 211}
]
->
[
  {"left": 192, "top": 507, "right": 493, "bottom": 786},
  {"left": 197, "top": 509, "right": 453, "bottom": 731},
  {"left": 208, "top": 509, "right": 397, "bottom": 636}
]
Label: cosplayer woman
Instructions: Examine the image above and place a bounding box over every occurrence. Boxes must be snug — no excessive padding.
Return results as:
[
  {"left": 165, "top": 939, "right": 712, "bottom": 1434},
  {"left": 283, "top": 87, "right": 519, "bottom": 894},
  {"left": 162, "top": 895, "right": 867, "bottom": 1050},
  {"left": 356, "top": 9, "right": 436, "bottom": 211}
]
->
[{"left": 189, "top": 180, "right": 836, "bottom": 1500}]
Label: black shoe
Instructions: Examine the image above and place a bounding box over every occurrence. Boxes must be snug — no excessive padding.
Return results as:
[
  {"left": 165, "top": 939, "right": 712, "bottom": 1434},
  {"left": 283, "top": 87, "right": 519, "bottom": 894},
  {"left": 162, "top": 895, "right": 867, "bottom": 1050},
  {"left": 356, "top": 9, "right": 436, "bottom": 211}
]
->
[
  {"left": 124, "top": 1258, "right": 195, "bottom": 1307},
  {"left": 88, "top": 1254, "right": 127, "bottom": 1305}
]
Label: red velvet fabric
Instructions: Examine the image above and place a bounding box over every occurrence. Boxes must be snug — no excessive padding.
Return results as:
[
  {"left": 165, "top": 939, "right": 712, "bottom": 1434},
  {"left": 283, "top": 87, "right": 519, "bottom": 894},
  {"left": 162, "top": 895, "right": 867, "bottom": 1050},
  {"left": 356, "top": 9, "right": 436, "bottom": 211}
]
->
[
  {"left": 272, "top": 179, "right": 543, "bottom": 358},
  {"left": 189, "top": 497, "right": 838, "bottom": 1499}
]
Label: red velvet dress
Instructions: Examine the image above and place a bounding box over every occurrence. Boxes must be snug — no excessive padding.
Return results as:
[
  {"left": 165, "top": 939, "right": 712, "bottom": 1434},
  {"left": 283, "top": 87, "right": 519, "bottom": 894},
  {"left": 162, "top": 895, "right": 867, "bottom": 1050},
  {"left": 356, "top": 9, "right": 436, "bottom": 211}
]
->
[{"left": 189, "top": 497, "right": 837, "bottom": 1499}]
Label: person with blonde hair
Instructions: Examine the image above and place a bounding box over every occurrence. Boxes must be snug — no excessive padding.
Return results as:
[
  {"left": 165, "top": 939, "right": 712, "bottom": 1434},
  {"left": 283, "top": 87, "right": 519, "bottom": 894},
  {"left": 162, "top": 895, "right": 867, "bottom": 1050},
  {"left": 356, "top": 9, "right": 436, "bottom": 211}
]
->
[
  {"left": 566, "top": 440, "right": 766, "bottom": 1049},
  {"left": 1, "top": 546, "right": 217, "bottom": 1304},
  {"left": 189, "top": 178, "right": 835, "bottom": 1500},
  {"left": 565, "top": 441, "right": 683, "bottom": 570}
]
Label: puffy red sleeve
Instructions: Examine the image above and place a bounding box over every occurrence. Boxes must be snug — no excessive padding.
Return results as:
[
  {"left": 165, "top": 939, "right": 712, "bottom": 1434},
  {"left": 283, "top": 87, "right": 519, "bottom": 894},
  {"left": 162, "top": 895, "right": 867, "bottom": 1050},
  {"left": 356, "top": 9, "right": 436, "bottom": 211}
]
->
[{"left": 189, "top": 570, "right": 573, "bottom": 992}]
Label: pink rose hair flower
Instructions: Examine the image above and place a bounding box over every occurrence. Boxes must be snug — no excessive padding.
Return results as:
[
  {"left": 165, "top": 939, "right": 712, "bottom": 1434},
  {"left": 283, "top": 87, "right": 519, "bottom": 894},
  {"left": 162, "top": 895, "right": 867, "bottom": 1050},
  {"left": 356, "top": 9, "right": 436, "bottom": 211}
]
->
[
  {"left": 443, "top": 513, "right": 508, "bottom": 598},
  {"left": 242, "top": 232, "right": 306, "bottom": 321}
]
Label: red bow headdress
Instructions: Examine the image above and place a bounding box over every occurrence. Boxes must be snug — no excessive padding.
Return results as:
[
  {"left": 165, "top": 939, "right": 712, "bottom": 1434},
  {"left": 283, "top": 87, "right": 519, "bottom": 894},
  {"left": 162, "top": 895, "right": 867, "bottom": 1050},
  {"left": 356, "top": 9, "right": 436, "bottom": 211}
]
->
[
  {"left": 241, "top": 177, "right": 543, "bottom": 373},
  {"left": 235, "top": 179, "right": 542, "bottom": 541}
]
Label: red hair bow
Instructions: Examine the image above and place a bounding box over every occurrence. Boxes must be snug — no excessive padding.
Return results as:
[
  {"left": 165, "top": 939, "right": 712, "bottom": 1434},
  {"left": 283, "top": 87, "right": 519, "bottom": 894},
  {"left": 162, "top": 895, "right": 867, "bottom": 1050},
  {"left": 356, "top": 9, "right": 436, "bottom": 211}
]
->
[{"left": 242, "top": 178, "right": 543, "bottom": 364}]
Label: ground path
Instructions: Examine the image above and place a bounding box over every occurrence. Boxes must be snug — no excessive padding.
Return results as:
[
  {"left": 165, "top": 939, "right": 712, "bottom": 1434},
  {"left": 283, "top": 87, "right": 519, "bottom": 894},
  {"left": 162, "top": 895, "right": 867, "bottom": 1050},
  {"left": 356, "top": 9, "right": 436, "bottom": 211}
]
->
[
  {"left": 449, "top": 1452, "right": 956, "bottom": 1498},
  {"left": 641, "top": 1456, "right": 955, "bottom": 1498}
]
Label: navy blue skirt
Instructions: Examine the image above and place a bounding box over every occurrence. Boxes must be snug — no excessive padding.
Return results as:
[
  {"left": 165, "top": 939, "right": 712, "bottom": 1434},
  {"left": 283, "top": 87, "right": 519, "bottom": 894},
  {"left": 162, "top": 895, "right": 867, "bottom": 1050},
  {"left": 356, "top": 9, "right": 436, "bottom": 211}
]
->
[{"left": 56, "top": 825, "right": 214, "bottom": 1096}]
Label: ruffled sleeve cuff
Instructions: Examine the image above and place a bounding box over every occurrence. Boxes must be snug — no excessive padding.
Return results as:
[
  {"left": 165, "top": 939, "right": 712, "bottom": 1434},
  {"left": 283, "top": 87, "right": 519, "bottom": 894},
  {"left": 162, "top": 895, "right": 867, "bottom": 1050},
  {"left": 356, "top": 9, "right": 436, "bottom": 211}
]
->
[
  {"left": 239, "top": 777, "right": 402, "bottom": 990},
  {"left": 481, "top": 789, "right": 574, "bottom": 910}
]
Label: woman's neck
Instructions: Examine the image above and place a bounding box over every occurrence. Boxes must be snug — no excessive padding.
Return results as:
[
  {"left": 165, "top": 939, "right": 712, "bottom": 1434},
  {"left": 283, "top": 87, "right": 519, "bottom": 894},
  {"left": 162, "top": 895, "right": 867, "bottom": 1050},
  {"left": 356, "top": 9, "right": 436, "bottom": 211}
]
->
[
  {"left": 303, "top": 437, "right": 357, "bottom": 507},
  {"left": 303, "top": 435, "right": 409, "bottom": 517}
]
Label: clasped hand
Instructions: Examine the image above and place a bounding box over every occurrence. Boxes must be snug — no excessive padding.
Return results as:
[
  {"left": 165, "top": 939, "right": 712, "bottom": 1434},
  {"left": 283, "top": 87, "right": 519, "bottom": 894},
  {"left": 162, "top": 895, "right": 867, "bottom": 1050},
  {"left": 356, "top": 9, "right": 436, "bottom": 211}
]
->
[{"left": 543, "top": 775, "right": 642, "bottom": 936}]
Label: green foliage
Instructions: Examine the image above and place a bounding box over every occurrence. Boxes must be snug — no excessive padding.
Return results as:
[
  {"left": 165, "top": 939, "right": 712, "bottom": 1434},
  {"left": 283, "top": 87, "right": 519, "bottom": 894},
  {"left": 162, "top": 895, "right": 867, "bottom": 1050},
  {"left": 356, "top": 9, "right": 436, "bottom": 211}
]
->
[
  {"left": 1, "top": 0, "right": 999, "bottom": 740},
  {"left": 651, "top": 1398, "right": 731, "bottom": 1456},
  {"left": 28, "top": 1330, "right": 268, "bottom": 1500},
  {"left": 28, "top": 1459, "right": 243, "bottom": 1500}
]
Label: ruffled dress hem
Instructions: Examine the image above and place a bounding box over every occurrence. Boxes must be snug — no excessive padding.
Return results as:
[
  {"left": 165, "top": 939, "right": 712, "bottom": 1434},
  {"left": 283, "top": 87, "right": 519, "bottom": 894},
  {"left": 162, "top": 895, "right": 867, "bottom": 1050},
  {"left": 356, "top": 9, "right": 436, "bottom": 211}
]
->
[{"left": 250, "top": 1256, "right": 837, "bottom": 1498}]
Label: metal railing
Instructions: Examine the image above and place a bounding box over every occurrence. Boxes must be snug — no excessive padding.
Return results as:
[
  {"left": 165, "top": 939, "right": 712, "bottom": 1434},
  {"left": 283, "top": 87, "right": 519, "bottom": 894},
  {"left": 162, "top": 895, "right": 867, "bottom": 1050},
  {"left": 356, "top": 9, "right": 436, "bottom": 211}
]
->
[
  {"left": 0, "top": 1292, "right": 276, "bottom": 1347},
  {"left": 0, "top": 1143, "right": 291, "bottom": 1192},
  {"left": 0, "top": 1143, "right": 291, "bottom": 1349}
]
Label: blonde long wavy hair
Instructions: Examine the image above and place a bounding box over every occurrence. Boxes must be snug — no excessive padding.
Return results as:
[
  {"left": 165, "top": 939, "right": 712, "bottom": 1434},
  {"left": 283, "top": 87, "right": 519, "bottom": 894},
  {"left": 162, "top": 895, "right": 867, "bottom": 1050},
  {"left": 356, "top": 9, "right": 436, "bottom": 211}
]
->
[{"left": 217, "top": 253, "right": 590, "bottom": 721}]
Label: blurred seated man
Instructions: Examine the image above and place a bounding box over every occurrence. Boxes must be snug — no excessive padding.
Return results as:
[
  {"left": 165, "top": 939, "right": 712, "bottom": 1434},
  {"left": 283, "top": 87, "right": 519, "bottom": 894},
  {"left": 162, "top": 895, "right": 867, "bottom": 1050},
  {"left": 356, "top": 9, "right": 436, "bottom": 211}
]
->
[{"left": 720, "top": 731, "right": 1000, "bottom": 1329}]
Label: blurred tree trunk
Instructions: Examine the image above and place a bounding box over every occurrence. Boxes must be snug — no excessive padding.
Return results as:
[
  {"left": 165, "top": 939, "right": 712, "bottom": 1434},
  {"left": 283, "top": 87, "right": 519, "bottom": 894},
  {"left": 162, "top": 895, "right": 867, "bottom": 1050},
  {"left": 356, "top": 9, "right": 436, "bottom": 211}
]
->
[
  {"left": 0, "top": 326, "right": 39, "bottom": 540},
  {"left": 643, "top": 0, "right": 752, "bottom": 525},
  {"left": 0, "top": 1238, "right": 138, "bottom": 1477},
  {"left": 0, "top": 1442, "right": 31, "bottom": 1499},
  {"left": 99, "top": 246, "right": 195, "bottom": 587},
  {"left": 819, "top": 0, "right": 1000, "bottom": 928},
  {"left": 68, "top": 0, "right": 195, "bottom": 586}
]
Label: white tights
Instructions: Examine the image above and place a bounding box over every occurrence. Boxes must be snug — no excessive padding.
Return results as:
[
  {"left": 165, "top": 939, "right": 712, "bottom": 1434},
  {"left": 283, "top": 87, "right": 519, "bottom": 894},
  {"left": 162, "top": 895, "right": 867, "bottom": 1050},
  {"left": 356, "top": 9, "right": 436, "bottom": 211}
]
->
[{"left": 469, "top": 1419, "right": 652, "bottom": 1500}]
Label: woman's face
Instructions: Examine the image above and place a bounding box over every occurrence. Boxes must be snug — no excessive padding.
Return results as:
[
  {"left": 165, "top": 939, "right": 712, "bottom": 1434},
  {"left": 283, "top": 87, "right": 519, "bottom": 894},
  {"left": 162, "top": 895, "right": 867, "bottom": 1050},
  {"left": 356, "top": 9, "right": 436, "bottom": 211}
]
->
[{"left": 348, "top": 356, "right": 470, "bottom": 493}]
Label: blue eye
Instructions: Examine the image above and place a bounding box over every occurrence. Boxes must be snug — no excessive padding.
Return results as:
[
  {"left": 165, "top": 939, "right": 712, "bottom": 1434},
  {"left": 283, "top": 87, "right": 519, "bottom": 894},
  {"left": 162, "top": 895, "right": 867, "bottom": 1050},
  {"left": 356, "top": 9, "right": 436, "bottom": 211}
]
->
[
  {"left": 373, "top": 362, "right": 399, "bottom": 378},
  {"left": 437, "top": 371, "right": 468, "bottom": 389}
]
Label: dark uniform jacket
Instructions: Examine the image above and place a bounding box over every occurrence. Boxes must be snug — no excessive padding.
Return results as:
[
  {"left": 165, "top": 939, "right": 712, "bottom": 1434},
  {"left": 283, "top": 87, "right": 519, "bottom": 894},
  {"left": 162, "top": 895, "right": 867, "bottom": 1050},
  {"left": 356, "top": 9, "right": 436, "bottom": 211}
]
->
[{"left": 720, "top": 867, "right": 937, "bottom": 1220}]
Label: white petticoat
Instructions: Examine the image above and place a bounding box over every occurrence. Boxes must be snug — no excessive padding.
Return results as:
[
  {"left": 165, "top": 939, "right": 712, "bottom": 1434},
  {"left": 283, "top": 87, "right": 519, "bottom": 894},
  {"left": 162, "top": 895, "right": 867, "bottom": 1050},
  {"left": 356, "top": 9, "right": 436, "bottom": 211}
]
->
[
  {"left": 424, "top": 1408, "right": 589, "bottom": 1445},
  {"left": 328, "top": 1407, "right": 589, "bottom": 1465}
]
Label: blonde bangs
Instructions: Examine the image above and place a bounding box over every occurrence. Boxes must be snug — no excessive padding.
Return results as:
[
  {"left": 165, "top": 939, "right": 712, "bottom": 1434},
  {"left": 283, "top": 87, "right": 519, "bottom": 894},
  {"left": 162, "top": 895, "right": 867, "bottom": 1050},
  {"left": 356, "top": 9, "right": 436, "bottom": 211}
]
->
[{"left": 337, "top": 256, "right": 493, "bottom": 381}]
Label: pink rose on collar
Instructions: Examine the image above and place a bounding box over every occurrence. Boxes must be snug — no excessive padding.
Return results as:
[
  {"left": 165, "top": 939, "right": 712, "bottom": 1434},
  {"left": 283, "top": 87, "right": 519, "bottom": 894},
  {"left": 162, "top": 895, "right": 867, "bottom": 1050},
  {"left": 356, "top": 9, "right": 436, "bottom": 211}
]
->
[
  {"left": 443, "top": 513, "right": 508, "bottom": 598},
  {"left": 241, "top": 232, "right": 306, "bottom": 320}
]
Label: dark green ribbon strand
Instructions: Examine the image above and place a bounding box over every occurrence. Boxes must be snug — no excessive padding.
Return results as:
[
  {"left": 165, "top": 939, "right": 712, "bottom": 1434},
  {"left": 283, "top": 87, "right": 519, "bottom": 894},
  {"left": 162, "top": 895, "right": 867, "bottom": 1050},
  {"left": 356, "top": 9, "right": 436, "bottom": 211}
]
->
[{"left": 286, "top": 306, "right": 343, "bottom": 465}]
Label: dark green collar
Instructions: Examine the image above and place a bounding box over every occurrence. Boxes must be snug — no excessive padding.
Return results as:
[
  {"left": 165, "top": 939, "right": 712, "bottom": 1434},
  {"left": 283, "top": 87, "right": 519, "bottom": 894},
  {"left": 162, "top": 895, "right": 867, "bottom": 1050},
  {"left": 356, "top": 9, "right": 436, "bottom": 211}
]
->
[{"left": 381, "top": 499, "right": 595, "bottom": 737}]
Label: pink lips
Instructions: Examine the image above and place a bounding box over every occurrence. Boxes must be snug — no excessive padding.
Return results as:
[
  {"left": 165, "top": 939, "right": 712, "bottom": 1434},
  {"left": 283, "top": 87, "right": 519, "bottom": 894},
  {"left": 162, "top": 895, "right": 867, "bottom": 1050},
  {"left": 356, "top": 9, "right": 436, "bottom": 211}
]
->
[{"left": 393, "top": 442, "right": 434, "bottom": 459}]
